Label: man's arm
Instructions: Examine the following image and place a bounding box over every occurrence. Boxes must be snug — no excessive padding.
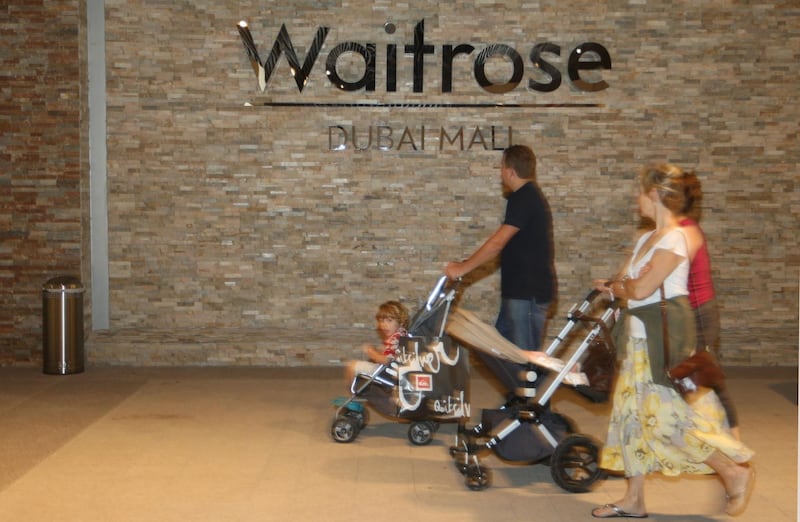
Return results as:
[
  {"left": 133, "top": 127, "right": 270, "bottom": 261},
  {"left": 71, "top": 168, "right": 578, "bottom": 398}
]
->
[{"left": 445, "top": 224, "right": 519, "bottom": 279}]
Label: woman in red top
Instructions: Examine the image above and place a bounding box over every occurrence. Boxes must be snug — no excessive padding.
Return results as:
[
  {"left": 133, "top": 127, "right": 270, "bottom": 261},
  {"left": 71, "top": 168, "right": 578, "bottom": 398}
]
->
[{"left": 679, "top": 171, "right": 740, "bottom": 441}]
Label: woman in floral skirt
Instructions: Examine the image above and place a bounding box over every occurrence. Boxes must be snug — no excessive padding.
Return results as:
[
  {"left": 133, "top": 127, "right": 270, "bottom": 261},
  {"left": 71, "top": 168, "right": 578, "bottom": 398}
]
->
[{"left": 589, "top": 164, "right": 754, "bottom": 518}]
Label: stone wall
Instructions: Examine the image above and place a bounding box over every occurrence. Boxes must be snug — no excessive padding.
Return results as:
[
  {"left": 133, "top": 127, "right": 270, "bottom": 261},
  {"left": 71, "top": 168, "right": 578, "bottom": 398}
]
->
[
  {"left": 3, "top": 0, "right": 798, "bottom": 367},
  {"left": 1, "top": 0, "right": 86, "bottom": 364}
]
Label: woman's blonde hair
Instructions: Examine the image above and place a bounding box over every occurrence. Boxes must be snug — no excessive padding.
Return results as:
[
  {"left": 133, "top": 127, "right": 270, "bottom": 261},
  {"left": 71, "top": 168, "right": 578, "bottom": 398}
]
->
[
  {"left": 639, "top": 163, "right": 687, "bottom": 215},
  {"left": 375, "top": 300, "right": 409, "bottom": 329}
]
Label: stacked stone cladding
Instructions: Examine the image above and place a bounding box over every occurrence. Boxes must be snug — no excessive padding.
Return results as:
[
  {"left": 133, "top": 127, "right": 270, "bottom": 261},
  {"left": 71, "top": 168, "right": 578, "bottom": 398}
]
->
[{"left": 2, "top": 1, "right": 797, "bottom": 367}]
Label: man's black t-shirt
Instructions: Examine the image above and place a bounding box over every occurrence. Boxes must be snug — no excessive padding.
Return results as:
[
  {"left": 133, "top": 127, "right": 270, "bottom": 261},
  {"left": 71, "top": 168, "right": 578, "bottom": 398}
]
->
[{"left": 501, "top": 181, "right": 555, "bottom": 302}]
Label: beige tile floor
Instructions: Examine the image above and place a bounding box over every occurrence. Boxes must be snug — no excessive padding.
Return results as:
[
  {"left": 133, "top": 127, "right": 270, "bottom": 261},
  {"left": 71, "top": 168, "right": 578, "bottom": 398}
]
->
[{"left": 0, "top": 363, "right": 795, "bottom": 522}]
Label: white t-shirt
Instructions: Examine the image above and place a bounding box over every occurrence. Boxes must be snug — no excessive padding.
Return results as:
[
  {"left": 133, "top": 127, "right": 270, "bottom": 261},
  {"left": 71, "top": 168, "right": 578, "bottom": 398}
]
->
[{"left": 626, "top": 228, "right": 690, "bottom": 338}]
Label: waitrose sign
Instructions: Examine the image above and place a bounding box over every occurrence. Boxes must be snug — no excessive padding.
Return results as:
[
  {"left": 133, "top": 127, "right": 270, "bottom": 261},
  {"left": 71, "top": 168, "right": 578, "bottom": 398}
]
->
[
  {"left": 238, "top": 19, "right": 611, "bottom": 96},
  {"left": 237, "top": 19, "right": 611, "bottom": 151}
]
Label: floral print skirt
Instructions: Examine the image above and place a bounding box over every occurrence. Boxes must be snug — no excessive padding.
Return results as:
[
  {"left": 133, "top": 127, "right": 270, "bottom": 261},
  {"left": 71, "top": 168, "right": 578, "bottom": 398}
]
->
[{"left": 600, "top": 337, "right": 753, "bottom": 477}]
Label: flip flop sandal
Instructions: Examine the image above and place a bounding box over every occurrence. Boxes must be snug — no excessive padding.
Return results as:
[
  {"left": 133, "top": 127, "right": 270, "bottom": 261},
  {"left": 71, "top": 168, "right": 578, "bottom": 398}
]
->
[
  {"left": 726, "top": 465, "right": 756, "bottom": 516},
  {"left": 591, "top": 504, "right": 649, "bottom": 518}
]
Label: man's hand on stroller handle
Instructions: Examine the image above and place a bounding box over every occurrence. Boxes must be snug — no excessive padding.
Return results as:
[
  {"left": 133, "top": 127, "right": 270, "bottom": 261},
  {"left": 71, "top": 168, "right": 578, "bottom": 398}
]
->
[{"left": 444, "top": 261, "right": 466, "bottom": 280}]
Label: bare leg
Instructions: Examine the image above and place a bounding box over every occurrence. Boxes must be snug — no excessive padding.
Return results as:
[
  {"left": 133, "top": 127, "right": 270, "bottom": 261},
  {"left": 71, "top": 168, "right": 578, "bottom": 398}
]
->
[
  {"left": 344, "top": 362, "right": 356, "bottom": 388},
  {"left": 591, "top": 474, "right": 647, "bottom": 517},
  {"left": 704, "top": 451, "right": 754, "bottom": 516}
]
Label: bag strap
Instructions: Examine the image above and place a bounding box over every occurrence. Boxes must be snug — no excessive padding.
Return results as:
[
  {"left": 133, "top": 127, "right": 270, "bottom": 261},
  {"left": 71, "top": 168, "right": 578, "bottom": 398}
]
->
[{"left": 659, "top": 284, "right": 670, "bottom": 367}]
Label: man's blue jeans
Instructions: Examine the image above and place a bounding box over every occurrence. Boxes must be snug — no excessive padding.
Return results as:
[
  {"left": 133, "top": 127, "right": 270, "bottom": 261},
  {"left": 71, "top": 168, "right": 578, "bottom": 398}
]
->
[
  {"left": 480, "top": 297, "right": 551, "bottom": 395},
  {"left": 495, "top": 297, "right": 551, "bottom": 351}
]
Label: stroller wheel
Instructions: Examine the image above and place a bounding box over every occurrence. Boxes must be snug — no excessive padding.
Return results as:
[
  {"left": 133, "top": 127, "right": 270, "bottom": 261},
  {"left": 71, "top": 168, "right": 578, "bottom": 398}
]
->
[
  {"left": 331, "top": 416, "right": 360, "bottom": 443},
  {"left": 407, "top": 420, "right": 435, "bottom": 446},
  {"left": 345, "top": 408, "right": 368, "bottom": 429},
  {"left": 465, "top": 465, "right": 491, "bottom": 491},
  {"left": 550, "top": 433, "right": 604, "bottom": 493}
]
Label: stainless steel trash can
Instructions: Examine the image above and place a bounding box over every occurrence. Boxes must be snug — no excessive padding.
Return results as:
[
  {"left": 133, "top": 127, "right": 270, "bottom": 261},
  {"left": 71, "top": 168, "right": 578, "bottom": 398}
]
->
[{"left": 42, "top": 276, "right": 85, "bottom": 375}]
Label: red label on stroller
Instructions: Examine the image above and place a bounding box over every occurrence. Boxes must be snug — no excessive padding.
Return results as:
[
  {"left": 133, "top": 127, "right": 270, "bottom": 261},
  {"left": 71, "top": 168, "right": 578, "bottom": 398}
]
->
[{"left": 412, "top": 374, "right": 433, "bottom": 391}]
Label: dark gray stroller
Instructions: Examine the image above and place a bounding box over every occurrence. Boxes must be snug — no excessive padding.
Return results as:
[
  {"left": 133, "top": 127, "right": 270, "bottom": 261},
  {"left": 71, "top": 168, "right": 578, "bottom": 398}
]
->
[
  {"left": 331, "top": 276, "right": 470, "bottom": 445},
  {"left": 445, "top": 289, "right": 617, "bottom": 492}
]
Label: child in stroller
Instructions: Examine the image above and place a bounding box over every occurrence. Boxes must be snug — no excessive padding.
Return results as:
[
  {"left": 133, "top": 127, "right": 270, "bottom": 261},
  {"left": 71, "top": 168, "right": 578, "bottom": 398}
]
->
[
  {"left": 331, "top": 277, "right": 470, "bottom": 445},
  {"left": 343, "top": 300, "right": 409, "bottom": 387},
  {"left": 445, "top": 289, "right": 617, "bottom": 492}
]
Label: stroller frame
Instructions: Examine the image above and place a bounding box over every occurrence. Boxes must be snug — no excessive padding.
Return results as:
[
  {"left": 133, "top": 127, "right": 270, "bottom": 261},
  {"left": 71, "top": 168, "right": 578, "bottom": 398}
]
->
[
  {"left": 449, "top": 289, "right": 617, "bottom": 492},
  {"left": 331, "top": 276, "right": 466, "bottom": 446}
]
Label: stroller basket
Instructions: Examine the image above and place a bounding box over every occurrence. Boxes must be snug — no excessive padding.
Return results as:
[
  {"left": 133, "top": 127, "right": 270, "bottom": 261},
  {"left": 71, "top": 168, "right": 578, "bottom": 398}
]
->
[{"left": 480, "top": 406, "right": 571, "bottom": 462}]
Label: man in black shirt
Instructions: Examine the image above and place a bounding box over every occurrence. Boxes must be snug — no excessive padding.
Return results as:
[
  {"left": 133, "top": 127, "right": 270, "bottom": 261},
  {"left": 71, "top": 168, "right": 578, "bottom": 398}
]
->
[{"left": 445, "top": 144, "right": 556, "bottom": 355}]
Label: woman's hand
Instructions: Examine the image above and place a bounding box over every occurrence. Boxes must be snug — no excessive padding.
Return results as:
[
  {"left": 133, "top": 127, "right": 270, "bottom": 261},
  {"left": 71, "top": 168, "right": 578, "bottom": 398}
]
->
[{"left": 592, "top": 278, "right": 612, "bottom": 293}]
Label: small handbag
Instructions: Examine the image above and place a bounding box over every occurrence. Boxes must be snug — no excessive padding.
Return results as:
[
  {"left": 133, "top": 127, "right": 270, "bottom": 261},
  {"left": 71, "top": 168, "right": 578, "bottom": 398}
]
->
[
  {"left": 659, "top": 286, "right": 725, "bottom": 397},
  {"left": 668, "top": 349, "right": 725, "bottom": 394},
  {"left": 575, "top": 336, "right": 616, "bottom": 403}
]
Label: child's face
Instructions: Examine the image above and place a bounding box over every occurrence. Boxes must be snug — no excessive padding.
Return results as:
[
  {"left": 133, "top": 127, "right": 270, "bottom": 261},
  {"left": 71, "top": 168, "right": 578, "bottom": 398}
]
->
[{"left": 376, "top": 316, "right": 401, "bottom": 340}]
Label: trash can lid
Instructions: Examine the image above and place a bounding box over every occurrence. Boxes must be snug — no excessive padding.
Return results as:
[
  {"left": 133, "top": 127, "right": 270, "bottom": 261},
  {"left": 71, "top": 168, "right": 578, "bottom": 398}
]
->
[{"left": 43, "top": 276, "right": 84, "bottom": 292}]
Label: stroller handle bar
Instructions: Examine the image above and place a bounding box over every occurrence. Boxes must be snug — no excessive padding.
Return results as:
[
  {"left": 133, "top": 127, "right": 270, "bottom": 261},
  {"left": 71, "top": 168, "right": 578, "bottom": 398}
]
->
[
  {"left": 584, "top": 273, "right": 627, "bottom": 302},
  {"left": 425, "top": 275, "right": 449, "bottom": 311},
  {"left": 543, "top": 285, "right": 614, "bottom": 358},
  {"left": 408, "top": 275, "right": 459, "bottom": 339},
  {"left": 586, "top": 288, "right": 602, "bottom": 301}
]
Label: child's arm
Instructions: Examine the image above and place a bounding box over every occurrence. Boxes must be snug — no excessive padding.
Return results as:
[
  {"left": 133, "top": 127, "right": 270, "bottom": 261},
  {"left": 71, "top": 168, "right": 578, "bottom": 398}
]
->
[{"left": 363, "top": 344, "right": 390, "bottom": 364}]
